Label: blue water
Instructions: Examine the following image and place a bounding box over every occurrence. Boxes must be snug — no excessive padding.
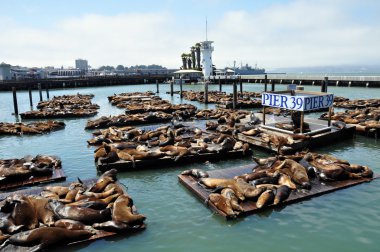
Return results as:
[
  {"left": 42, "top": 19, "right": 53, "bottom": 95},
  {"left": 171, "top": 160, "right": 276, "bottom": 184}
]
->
[{"left": 0, "top": 83, "right": 379, "bottom": 252}]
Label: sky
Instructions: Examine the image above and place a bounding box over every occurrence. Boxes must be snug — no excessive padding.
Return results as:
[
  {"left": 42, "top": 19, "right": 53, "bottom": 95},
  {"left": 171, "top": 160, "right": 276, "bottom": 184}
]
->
[{"left": 0, "top": 0, "right": 379, "bottom": 70}]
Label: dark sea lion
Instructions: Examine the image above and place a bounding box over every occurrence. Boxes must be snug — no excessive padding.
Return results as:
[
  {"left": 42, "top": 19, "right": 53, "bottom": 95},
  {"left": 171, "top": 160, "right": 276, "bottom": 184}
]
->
[
  {"left": 207, "top": 193, "right": 236, "bottom": 218},
  {"left": 251, "top": 174, "right": 279, "bottom": 186},
  {"left": 0, "top": 214, "right": 24, "bottom": 234},
  {"left": 48, "top": 200, "right": 111, "bottom": 225},
  {"left": 181, "top": 169, "right": 209, "bottom": 178},
  {"left": 0, "top": 230, "right": 10, "bottom": 245},
  {"left": 256, "top": 190, "right": 275, "bottom": 209},
  {"left": 92, "top": 220, "right": 142, "bottom": 232},
  {"left": 252, "top": 156, "right": 278, "bottom": 169},
  {"left": 273, "top": 185, "right": 292, "bottom": 205},
  {"left": 28, "top": 196, "right": 56, "bottom": 226},
  {"left": 99, "top": 150, "right": 119, "bottom": 164},
  {"left": 0, "top": 227, "right": 93, "bottom": 251}
]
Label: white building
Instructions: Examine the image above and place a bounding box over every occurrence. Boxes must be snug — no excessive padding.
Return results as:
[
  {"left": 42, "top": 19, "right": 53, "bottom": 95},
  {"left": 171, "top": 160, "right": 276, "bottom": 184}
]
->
[
  {"left": 0, "top": 62, "right": 11, "bottom": 81},
  {"left": 75, "top": 59, "right": 88, "bottom": 72},
  {"left": 200, "top": 40, "right": 214, "bottom": 79}
]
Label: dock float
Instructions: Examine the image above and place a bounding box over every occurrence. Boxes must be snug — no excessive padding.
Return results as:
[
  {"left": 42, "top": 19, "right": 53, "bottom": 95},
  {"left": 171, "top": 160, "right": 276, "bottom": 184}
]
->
[{"left": 178, "top": 165, "right": 375, "bottom": 219}]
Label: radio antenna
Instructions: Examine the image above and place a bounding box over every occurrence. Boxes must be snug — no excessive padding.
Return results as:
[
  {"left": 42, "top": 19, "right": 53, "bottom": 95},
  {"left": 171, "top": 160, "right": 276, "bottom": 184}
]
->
[{"left": 206, "top": 17, "right": 208, "bottom": 41}]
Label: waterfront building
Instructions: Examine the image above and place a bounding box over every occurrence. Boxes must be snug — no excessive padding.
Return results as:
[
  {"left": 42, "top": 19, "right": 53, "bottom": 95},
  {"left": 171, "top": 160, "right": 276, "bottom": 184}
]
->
[
  {"left": 75, "top": 59, "right": 88, "bottom": 73},
  {"left": 0, "top": 62, "right": 11, "bottom": 80}
]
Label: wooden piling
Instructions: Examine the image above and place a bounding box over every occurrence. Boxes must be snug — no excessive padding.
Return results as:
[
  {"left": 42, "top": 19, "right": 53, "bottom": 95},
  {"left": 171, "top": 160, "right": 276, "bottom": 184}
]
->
[
  {"left": 233, "top": 82, "right": 237, "bottom": 109},
  {"left": 321, "top": 77, "right": 328, "bottom": 92},
  {"left": 271, "top": 79, "right": 275, "bottom": 91},
  {"left": 28, "top": 87, "right": 33, "bottom": 108},
  {"left": 12, "top": 87, "right": 19, "bottom": 115},
  {"left": 219, "top": 76, "right": 222, "bottom": 92},
  {"left": 170, "top": 80, "right": 174, "bottom": 96},
  {"left": 45, "top": 84, "right": 50, "bottom": 99},
  {"left": 156, "top": 80, "right": 159, "bottom": 93},
  {"left": 204, "top": 81, "right": 208, "bottom": 104},
  {"left": 38, "top": 83, "right": 43, "bottom": 101},
  {"left": 239, "top": 76, "right": 243, "bottom": 93},
  {"left": 264, "top": 74, "right": 268, "bottom": 92},
  {"left": 180, "top": 77, "right": 183, "bottom": 99}
]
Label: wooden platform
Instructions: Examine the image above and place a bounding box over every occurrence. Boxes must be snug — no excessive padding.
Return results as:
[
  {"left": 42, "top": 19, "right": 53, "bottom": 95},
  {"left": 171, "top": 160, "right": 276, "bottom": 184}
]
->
[
  {"left": 178, "top": 165, "right": 376, "bottom": 219},
  {"left": 0, "top": 168, "right": 66, "bottom": 192},
  {"left": 97, "top": 149, "right": 252, "bottom": 173},
  {"left": 0, "top": 179, "right": 145, "bottom": 251}
]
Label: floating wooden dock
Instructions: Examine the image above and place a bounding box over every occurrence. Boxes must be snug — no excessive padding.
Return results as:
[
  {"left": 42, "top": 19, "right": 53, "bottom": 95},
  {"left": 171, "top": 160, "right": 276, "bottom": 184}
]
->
[
  {"left": 97, "top": 149, "right": 252, "bottom": 173},
  {"left": 0, "top": 179, "right": 145, "bottom": 251},
  {"left": 236, "top": 117, "right": 356, "bottom": 154},
  {"left": 0, "top": 168, "right": 66, "bottom": 192},
  {"left": 178, "top": 165, "right": 376, "bottom": 219}
]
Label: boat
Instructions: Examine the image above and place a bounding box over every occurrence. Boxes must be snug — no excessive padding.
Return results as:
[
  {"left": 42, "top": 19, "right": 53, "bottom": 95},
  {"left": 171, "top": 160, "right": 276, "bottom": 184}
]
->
[{"left": 230, "top": 63, "right": 266, "bottom": 75}]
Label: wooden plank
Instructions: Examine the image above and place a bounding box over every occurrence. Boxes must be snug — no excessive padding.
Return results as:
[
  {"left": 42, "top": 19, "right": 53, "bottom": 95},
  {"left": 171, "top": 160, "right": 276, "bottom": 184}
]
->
[
  {"left": 178, "top": 166, "right": 376, "bottom": 219},
  {"left": 0, "top": 179, "right": 145, "bottom": 251},
  {"left": 0, "top": 167, "right": 66, "bottom": 192}
]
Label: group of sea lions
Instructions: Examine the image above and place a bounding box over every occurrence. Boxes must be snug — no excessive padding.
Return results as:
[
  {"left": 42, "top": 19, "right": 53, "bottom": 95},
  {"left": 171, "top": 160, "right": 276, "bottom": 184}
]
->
[
  {"left": 124, "top": 100, "right": 197, "bottom": 115},
  {"left": 92, "top": 124, "right": 251, "bottom": 167},
  {"left": 334, "top": 98, "right": 380, "bottom": 109},
  {"left": 181, "top": 151, "right": 373, "bottom": 218},
  {"left": 85, "top": 112, "right": 174, "bottom": 130},
  {"left": 0, "top": 121, "right": 65, "bottom": 136},
  {"left": 0, "top": 155, "right": 61, "bottom": 183},
  {"left": 0, "top": 169, "right": 145, "bottom": 251},
  {"left": 320, "top": 107, "right": 380, "bottom": 135},
  {"left": 107, "top": 91, "right": 159, "bottom": 107},
  {"left": 20, "top": 94, "right": 99, "bottom": 119}
]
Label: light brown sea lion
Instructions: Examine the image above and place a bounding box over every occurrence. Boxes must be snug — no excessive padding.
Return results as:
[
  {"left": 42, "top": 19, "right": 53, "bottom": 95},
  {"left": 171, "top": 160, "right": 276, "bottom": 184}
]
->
[
  {"left": 44, "top": 186, "right": 70, "bottom": 197},
  {"left": 160, "top": 145, "right": 191, "bottom": 161},
  {"left": 0, "top": 227, "right": 93, "bottom": 251},
  {"left": 241, "top": 128, "right": 261, "bottom": 136},
  {"left": 84, "top": 188, "right": 115, "bottom": 199},
  {"left": 40, "top": 191, "right": 60, "bottom": 200},
  {"left": 28, "top": 196, "right": 56, "bottom": 226},
  {"left": 88, "top": 169, "right": 118, "bottom": 193},
  {"left": 112, "top": 195, "right": 146, "bottom": 225},
  {"left": 277, "top": 173, "right": 297, "bottom": 190},
  {"left": 256, "top": 190, "right": 275, "bottom": 209},
  {"left": 7, "top": 194, "right": 39, "bottom": 230},
  {"left": 274, "top": 159, "right": 310, "bottom": 189},
  {"left": 207, "top": 193, "right": 236, "bottom": 218},
  {"left": 273, "top": 185, "right": 292, "bottom": 205},
  {"left": 54, "top": 219, "right": 95, "bottom": 232},
  {"left": 221, "top": 188, "right": 244, "bottom": 212},
  {"left": 104, "top": 183, "right": 125, "bottom": 195},
  {"left": 48, "top": 200, "right": 111, "bottom": 225},
  {"left": 234, "top": 170, "right": 268, "bottom": 182}
]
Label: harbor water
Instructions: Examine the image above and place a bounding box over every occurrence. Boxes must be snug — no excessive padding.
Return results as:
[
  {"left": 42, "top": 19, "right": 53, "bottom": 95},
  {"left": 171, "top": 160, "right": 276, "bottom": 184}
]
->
[{"left": 0, "top": 83, "right": 379, "bottom": 252}]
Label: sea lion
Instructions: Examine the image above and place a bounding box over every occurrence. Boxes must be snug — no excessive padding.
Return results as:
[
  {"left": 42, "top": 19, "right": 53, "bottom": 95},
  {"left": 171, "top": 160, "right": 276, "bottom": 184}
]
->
[
  {"left": 99, "top": 150, "right": 119, "bottom": 164},
  {"left": 274, "top": 159, "right": 311, "bottom": 189},
  {"left": 251, "top": 174, "right": 279, "bottom": 186},
  {"left": 221, "top": 188, "right": 244, "bottom": 212},
  {"left": 199, "top": 178, "right": 244, "bottom": 200},
  {"left": 104, "top": 183, "right": 125, "bottom": 195},
  {"left": 88, "top": 169, "right": 118, "bottom": 193},
  {"left": 0, "top": 227, "right": 93, "bottom": 251},
  {"left": 92, "top": 220, "right": 142, "bottom": 232},
  {"left": 234, "top": 170, "right": 268, "bottom": 182},
  {"left": 28, "top": 196, "right": 56, "bottom": 226},
  {"left": 256, "top": 190, "right": 275, "bottom": 209},
  {"left": 48, "top": 200, "right": 111, "bottom": 225},
  {"left": 84, "top": 188, "right": 116, "bottom": 199},
  {"left": 273, "top": 185, "right": 292, "bottom": 205},
  {"left": 181, "top": 169, "right": 209, "bottom": 178},
  {"left": 207, "top": 193, "right": 236, "bottom": 218},
  {"left": 277, "top": 173, "right": 297, "bottom": 190},
  {"left": 0, "top": 230, "right": 10, "bottom": 245},
  {"left": 7, "top": 194, "right": 39, "bottom": 230},
  {"left": 252, "top": 156, "right": 278, "bottom": 169},
  {"left": 112, "top": 195, "right": 146, "bottom": 225},
  {"left": 54, "top": 219, "right": 95, "bottom": 232},
  {"left": 44, "top": 186, "right": 70, "bottom": 198},
  {"left": 0, "top": 213, "right": 24, "bottom": 234}
]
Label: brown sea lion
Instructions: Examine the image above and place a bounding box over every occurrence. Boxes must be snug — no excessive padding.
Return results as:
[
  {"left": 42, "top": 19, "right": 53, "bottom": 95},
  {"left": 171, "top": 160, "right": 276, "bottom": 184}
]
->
[
  {"left": 256, "top": 190, "right": 275, "bottom": 209},
  {"left": 48, "top": 200, "right": 111, "bottom": 225},
  {"left": 44, "top": 186, "right": 70, "bottom": 197},
  {"left": 221, "top": 188, "right": 244, "bottom": 212},
  {"left": 0, "top": 227, "right": 93, "bottom": 251},
  {"left": 208, "top": 193, "right": 236, "bottom": 218},
  {"left": 88, "top": 169, "right": 118, "bottom": 193},
  {"left": 54, "top": 219, "right": 95, "bottom": 232},
  {"left": 7, "top": 194, "right": 39, "bottom": 230},
  {"left": 112, "top": 195, "right": 146, "bottom": 225},
  {"left": 28, "top": 196, "right": 56, "bottom": 226},
  {"left": 234, "top": 170, "right": 268, "bottom": 182},
  {"left": 84, "top": 188, "right": 115, "bottom": 199},
  {"left": 40, "top": 191, "right": 60, "bottom": 200},
  {"left": 0, "top": 230, "right": 10, "bottom": 245},
  {"left": 252, "top": 156, "right": 278, "bottom": 169},
  {"left": 277, "top": 173, "right": 297, "bottom": 190},
  {"left": 273, "top": 185, "right": 292, "bottom": 205},
  {"left": 104, "top": 183, "right": 125, "bottom": 195},
  {"left": 274, "top": 159, "right": 310, "bottom": 189},
  {"left": 92, "top": 220, "right": 142, "bottom": 232}
]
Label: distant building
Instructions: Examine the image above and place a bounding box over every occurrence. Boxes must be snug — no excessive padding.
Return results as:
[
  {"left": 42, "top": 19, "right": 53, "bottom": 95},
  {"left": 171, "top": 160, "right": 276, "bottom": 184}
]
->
[
  {"left": 75, "top": 59, "right": 88, "bottom": 73},
  {"left": 0, "top": 62, "right": 11, "bottom": 80}
]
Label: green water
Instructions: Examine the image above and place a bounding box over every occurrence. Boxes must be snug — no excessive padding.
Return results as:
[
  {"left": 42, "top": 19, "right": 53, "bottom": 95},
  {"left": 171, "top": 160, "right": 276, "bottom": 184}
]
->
[{"left": 0, "top": 83, "right": 379, "bottom": 252}]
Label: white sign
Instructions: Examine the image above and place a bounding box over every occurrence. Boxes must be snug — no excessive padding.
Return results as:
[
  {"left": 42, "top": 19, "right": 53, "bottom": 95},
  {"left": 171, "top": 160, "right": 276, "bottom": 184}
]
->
[{"left": 261, "top": 92, "right": 334, "bottom": 111}]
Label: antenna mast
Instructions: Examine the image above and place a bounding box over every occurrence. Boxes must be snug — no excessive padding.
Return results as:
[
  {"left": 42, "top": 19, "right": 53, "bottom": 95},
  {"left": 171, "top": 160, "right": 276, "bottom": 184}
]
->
[{"left": 206, "top": 17, "right": 208, "bottom": 41}]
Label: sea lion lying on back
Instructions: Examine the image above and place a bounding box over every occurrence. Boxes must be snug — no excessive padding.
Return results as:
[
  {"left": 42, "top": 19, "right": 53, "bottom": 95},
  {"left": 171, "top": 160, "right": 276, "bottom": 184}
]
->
[
  {"left": 88, "top": 169, "right": 118, "bottom": 193},
  {"left": 181, "top": 169, "right": 209, "bottom": 178},
  {"left": 207, "top": 193, "right": 236, "bottom": 218},
  {"left": 272, "top": 159, "right": 311, "bottom": 189}
]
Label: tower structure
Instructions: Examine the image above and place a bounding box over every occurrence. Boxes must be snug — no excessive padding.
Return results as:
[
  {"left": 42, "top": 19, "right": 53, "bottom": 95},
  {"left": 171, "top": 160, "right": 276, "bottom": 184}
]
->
[{"left": 200, "top": 41, "right": 214, "bottom": 79}]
